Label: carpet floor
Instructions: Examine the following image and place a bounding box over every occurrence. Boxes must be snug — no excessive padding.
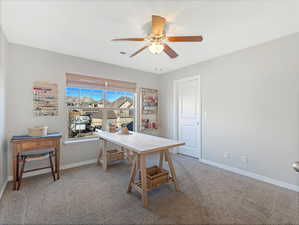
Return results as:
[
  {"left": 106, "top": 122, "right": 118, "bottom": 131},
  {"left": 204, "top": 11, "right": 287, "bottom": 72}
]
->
[{"left": 0, "top": 154, "right": 298, "bottom": 224}]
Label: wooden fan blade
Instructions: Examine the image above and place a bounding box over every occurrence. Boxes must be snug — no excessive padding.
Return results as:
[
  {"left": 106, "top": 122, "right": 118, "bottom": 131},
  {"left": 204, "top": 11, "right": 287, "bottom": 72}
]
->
[
  {"left": 167, "top": 36, "right": 203, "bottom": 42},
  {"left": 130, "top": 45, "right": 149, "bottom": 57},
  {"left": 163, "top": 44, "right": 178, "bottom": 59},
  {"left": 152, "top": 15, "right": 166, "bottom": 35},
  {"left": 112, "top": 38, "right": 145, "bottom": 41}
]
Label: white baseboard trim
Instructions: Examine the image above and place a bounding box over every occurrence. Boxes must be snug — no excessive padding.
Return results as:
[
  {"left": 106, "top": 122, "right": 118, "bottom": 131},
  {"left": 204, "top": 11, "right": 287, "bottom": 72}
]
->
[
  {"left": 63, "top": 137, "right": 99, "bottom": 144},
  {"left": 62, "top": 158, "right": 98, "bottom": 170},
  {"left": 4, "top": 156, "right": 298, "bottom": 194},
  {"left": 0, "top": 179, "right": 8, "bottom": 201},
  {"left": 8, "top": 158, "right": 98, "bottom": 181},
  {"left": 200, "top": 159, "right": 299, "bottom": 192}
]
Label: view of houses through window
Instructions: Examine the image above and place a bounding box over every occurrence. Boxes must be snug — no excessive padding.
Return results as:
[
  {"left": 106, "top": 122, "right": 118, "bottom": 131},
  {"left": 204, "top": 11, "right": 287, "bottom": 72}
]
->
[{"left": 66, "top": 87, "right": 135, "bottom": 138}]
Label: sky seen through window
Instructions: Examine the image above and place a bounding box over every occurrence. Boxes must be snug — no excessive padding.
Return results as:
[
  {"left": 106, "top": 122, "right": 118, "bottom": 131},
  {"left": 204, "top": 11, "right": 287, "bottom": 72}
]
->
[{"left": 66, "top": 87, "right": 134, "bottom": 101}]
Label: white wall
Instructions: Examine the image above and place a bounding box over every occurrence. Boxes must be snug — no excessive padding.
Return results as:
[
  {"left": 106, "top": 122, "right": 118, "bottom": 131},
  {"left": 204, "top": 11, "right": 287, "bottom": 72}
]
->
[
  {"left": 160, "top": 33, "right": 299, "bottom": 187},
  {"left": 0, "top": 0, "right": 8, "bottom": 193},
  {"left": 0, "top": 0, "right": 9, "bottom": 193},
  {"left": 6, "top": 43, "right": 159, "bottom": 177}
]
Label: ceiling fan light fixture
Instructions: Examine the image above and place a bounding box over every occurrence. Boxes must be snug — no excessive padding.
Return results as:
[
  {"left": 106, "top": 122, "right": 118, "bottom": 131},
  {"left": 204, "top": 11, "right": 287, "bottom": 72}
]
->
[{"left": 149, "top": 42, "right": 164, "bottom": 55}]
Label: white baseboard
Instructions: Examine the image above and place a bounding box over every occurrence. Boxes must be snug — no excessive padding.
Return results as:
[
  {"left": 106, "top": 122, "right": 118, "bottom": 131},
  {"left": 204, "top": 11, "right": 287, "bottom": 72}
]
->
[
  {"left": 200, "top": 159, "right": 299, "bottom": 193},
  {"left": 0, "top": 179, "right": 8, "bottom": 201},
  {"left": 8, "top": 158, "right": 98, "bottom": 181},
  {"left": 61, "top": 158, "right": 98, "bottom": 170},
  {"left": 4, "top": 156, "right": 298, "bottom": 195}
]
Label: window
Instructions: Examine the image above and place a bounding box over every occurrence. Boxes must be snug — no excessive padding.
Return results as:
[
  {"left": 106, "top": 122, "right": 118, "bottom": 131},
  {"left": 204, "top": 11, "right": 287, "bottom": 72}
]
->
[
  {"left": 66, "top": 73, "right": 136, "bottom": 139},
  {"left": 66, "top": 88, "right": 104, "bottom": 108}
]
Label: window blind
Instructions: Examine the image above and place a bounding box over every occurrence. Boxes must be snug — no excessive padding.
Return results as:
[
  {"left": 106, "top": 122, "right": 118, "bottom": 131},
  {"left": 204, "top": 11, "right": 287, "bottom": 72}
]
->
[
  {"left": 66, "top": 73, "right": 136, "bottom": 93},
  {"left": 66, "top": 73, "right": 106, "bottom": 89}
]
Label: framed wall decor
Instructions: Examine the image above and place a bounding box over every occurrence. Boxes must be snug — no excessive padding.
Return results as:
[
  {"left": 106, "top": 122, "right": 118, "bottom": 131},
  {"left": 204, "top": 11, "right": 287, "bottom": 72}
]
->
[
  {"left": 140, "top": 88, "right": 159, "bottom": 134},
  {"left": 33, "top": 81, "right": 58, "bottom": 116}
]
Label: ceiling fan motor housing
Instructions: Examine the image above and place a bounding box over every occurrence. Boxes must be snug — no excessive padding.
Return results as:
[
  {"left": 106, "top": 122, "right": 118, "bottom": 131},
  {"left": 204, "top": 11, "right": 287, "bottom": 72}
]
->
[{"left": 146, "top": 33, "right": 166, "bottom": 43}]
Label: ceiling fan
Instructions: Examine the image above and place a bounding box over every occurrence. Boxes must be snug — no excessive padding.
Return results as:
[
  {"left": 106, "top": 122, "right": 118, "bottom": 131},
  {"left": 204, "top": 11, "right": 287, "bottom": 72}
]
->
[{"left": 112, "top": 15, "right": 203, "bottom": 59}]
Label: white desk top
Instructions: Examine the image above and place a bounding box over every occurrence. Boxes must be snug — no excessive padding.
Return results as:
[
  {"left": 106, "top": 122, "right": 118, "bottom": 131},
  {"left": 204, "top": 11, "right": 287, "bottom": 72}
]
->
[{"left": 96, "top": 131, "right": 185, "bottom": 154}]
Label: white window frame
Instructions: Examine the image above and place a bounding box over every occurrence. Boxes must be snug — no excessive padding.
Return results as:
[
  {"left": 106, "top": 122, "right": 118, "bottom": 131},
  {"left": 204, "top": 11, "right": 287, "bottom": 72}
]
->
[{"left": 65, "top": 87, "right": 137, "bottom": 142}]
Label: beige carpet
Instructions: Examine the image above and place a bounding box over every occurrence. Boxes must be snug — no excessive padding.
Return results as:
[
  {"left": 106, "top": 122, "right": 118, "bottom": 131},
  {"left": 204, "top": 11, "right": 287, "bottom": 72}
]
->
[{"left": 0, "top": 154, "right": 298, "bottom": 224}]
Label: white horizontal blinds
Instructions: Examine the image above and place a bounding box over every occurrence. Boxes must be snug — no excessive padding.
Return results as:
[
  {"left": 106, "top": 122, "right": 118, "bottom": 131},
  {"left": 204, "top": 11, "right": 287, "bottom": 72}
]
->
[
  {"left": 107, "top": 79, "right": 136, "bottom": 93},
  {"left": 65, "top": 73, "right": 136, "bottom": 92},
  {"left": 66, "top": 73, "right": 106, "bottom": 89}
]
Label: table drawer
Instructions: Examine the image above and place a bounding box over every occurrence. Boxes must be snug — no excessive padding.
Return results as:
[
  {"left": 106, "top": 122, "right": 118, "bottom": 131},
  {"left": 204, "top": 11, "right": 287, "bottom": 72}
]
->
[{"left": 21, "top": 140, "right": 54, "bottom": 150}]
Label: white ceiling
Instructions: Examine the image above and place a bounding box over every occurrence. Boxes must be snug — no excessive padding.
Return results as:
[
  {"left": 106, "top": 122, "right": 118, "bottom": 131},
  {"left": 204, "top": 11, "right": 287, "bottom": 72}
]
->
[{"left": 2, "top": 0, "right": 299, "bottom": 74}]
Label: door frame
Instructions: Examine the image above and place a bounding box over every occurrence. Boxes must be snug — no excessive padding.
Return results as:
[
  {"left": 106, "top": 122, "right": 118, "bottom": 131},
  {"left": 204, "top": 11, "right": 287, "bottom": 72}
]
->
[{"left": 173, "top": 75, "right": 202, "bottom": 159}]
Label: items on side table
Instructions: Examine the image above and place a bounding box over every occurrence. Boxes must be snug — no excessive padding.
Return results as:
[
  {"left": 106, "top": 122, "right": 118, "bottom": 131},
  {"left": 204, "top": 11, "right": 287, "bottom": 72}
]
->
[
  {"left": 109, "top": 124, "right": 117, "bottom": 133},
  {"left": 28, "top": 126, "right": 48, "bottom": 136},
  {"left": 119, "top": 127, "right": 129, "bottom": 135}
]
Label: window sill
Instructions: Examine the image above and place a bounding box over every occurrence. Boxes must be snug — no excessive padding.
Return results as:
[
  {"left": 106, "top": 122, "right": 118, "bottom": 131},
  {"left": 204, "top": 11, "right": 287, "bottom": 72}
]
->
[{"left": 63, "top": 137, "right": 99, "bottom": 144}]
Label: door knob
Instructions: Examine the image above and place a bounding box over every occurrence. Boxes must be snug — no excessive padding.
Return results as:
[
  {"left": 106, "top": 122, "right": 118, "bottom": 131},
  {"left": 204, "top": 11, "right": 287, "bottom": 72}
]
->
[{"left": 293, "top": 161, "right": 299, "bottom": 172}]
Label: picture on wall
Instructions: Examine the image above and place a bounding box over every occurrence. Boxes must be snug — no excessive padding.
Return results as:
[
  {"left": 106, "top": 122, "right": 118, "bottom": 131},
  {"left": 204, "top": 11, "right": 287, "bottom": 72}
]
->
[
  {"left": 33, "top": 81, "right": 58, "bottom": 116},
  {"left": 140, "top": 88, "right": 159, "bottom": 133}
]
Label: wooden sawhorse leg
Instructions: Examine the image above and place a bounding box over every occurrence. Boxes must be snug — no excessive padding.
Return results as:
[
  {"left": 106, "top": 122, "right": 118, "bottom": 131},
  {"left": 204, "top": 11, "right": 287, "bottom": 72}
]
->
[
  {"left": 159, "top": 151, "right": 164, "bottom": 168},
  {"left": 127, "top": 154, "right": 138, "bottom": 193},
  {"left": 125, "top": 148, "right": 134, "bottom": 165},
  {"left": 54, "top": 144, "right": 61, "bottom": 180},
  {"left": 127, "top": 150, "right": 179, "bottom": 208},
  {"left": 12, "top": 150, "right": 17, "bottom": 190},
  {"left": 165, "top": 149, "right": 180, "bottom": 192},
  {"left": 97, "top": 138, "right": 108, "bottom": 171},
  {"left": 97, "top": 138, "right": 103, "bottom": 166},
  {"left": 140, "top": 154, "right": 148, "bottom": 208},
  {"left": 127, "top": 153, "right": 149, "bottom": 208}
]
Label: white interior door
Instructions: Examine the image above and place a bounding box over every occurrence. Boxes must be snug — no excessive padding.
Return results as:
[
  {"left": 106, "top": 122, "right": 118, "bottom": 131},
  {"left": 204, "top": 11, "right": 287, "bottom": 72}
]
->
[{"left": 177, "top": 77, "right": 201, "bottom": 158}]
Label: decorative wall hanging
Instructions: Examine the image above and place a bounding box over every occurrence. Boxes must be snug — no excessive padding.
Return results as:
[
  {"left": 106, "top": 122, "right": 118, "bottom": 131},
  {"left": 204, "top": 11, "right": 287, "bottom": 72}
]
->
[
  {"left": 33, "top": 81, "right": 58, "bottom": 116},
  {"left": 140, "top": 88, "right": 159, "bottom": 133}
]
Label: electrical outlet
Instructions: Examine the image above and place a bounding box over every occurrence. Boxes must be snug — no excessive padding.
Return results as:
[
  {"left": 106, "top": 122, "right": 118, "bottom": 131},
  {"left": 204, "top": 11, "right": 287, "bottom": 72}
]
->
[
  {"left": 224, "top": 152, "right": 231, "bottom": 159},
  {"left": 241, "top": 156, "right": 248, "bottom": 164}
]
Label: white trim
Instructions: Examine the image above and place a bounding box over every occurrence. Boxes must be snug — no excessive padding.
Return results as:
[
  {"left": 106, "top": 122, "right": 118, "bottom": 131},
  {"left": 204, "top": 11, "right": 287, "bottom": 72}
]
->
[
  {"left": 63, "top": 137, "right": 99, "bottom": 144},
  {"left": 61, "top": 158, "right": 98, "bottom": 170},
  {"left": 173, "top": 75, "right": 202, "bottom": 158},
  {"left": 3, "top": 155, "right": 298, "bottom": 195},
  {"left": 200, "top": 159, "right": 299, "bottom": 192},
  {"left": 8, "top": 158, "right": 98, "bottom": 181},
  {"left": 0, "top": 179, "right": 8, "bottom": 200}
]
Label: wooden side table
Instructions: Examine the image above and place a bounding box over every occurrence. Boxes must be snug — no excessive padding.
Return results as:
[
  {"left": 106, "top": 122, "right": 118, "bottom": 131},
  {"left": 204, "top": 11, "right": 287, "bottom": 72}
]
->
[{"left": 10, "top": 133, "right": 62, "bottom": 190}]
